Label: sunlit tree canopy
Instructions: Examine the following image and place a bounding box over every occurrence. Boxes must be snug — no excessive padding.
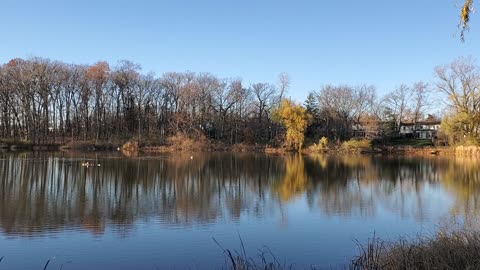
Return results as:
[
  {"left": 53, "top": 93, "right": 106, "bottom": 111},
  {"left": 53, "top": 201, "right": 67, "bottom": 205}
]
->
[
  {"left": 272, "top": 99, "right": 311, "bottom": 151},
  {"left": 460, "top": 0, "right": 474, "bottom": 42}
]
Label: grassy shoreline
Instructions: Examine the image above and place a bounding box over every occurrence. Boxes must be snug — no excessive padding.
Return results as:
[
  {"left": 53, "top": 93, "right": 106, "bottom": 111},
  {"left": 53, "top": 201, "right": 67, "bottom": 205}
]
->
[
  {"left": 0, "top": 140, "right": 464, "bottom": 156},
  {"left": 350, "top": 228, "right": 480, "bottom": 270},
  {"left": 217, "top": 228, "right": 480, "bottom": 270},
  {"left": 1, "top": 137, "right": 478, "bottom": 158}
]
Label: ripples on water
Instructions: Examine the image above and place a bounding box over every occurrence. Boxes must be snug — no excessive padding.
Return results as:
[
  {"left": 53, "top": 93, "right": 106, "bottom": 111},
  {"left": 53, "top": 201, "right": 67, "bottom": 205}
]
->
[{"left": 0, "top": 152, "right": 478, "bottom": 269}]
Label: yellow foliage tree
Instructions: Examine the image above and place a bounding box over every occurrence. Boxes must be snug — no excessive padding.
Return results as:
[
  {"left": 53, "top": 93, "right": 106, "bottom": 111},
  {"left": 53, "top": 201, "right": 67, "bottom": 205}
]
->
[
  {"left": 441, "top": 112, "right": 479, "bottom": 145},
  {"left": 272, "top": 99, "right": 311, "bottom": 151},
  {"left": 460, "top": 0, "right": 474, "bottom": 42}
]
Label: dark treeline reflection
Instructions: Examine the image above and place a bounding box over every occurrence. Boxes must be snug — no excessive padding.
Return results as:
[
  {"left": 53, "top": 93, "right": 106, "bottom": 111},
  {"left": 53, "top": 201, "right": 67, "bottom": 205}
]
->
[
  {"left": 0, "top": 153, "right": 478, "bottom": 237},
  {"left": 302, "top": 155, "right": 444, "bottom": 219}
]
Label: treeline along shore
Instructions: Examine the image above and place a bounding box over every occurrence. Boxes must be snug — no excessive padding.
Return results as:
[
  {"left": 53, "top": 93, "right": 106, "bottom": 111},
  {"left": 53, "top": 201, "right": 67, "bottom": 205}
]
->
[{"left": 1, "top": 56, "right": 480, "bottom": 155}]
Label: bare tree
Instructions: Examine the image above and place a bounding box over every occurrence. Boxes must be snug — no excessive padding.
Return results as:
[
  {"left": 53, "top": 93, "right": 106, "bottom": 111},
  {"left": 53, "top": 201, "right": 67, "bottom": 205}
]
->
[
  {"left": 314, "top": 85, "right": 377, "bottom": 140},
  {"left": 435, "top": 57, "right": 480, "bottom": 141},
  {"left": 411, "top": 81, "right": 430, "bottom": 124},
  {"left": 277, "top": 72, "right": 290, "bottom": 102},
  {"left": 0, "top": 56, "right": 392, "bottom": 147},
  {"left": 251, "top": 83, "right": 276, "bottom": 123},
  {"left": 384, "top": 84, "right": 411, "bottom": 131}
]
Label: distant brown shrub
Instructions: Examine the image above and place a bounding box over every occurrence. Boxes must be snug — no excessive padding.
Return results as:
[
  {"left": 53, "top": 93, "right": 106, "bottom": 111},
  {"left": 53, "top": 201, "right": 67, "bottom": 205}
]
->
[
  {"left": 166, "top": 132, "right": 210, "bottom": 151},
  {"left": 119, "top": 140, "right": 139, "bottom": 157},
  {"left": 121, "top": 140, "right": 139, "bottom": 152}
]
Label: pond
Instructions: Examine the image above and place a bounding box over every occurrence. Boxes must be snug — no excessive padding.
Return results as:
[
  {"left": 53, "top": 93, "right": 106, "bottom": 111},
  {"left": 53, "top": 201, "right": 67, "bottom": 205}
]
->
[{"left": 0, "top": 152, "right": 477, "bottom": 269}]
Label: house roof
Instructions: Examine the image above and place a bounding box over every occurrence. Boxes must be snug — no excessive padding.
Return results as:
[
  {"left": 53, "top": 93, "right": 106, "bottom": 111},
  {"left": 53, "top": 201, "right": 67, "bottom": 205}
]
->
[
  {"left": 416, "top": 121, "right": 441, "bottom": 125},
  {"left": 400, "top": 121, "right": 441, "bottom": 126}
]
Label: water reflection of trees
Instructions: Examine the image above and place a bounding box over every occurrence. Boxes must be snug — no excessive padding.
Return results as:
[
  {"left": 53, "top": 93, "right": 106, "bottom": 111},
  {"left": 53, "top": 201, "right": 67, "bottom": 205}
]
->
[
  {"left": 302, "top": 155, "right": 446, "bottom": 220},
  {"left": 439, "top": 157, "right": 480, "bottom": 222},
  {"left": 0, "top": 152, "right": 285, "bottom": 236},
  {"left": 1, "top": 152, "right": 480, "bottom": 237},
  {"left": 307, "top": 155, "right": 480, "bottom": 223}
]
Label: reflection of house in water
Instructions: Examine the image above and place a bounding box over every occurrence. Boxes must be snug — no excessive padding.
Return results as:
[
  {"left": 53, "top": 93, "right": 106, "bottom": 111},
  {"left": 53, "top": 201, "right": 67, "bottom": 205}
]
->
[{"left": 396, "top": 160, "right": 441, "bottom": 183}]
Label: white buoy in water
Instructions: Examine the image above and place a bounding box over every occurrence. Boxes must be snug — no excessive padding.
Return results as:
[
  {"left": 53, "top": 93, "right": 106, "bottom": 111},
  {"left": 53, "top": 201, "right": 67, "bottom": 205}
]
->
[{"left": 190, "top": 156, "right": 193, "bottom": 160}]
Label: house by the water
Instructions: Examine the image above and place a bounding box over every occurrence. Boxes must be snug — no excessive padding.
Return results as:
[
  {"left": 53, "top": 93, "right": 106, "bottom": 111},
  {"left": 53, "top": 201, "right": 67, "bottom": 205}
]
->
[
  {"left": 352, "top": 115, "right": 441, "bottom": 140},
  {"left": 399, "top": 121, "right": 441, "bottom": 139}
]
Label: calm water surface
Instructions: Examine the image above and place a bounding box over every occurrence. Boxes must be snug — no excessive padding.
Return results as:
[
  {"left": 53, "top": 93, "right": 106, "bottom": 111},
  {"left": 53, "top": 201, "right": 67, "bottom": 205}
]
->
[{"left": 0, "top": 152, "right": 478, "bottom": 269}]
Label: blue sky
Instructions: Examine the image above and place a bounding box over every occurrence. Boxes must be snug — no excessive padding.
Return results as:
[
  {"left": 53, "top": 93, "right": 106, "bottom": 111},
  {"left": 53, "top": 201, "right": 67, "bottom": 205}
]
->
[{"left": 1, "top": 0, "right": 479, "bottom": 101}]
